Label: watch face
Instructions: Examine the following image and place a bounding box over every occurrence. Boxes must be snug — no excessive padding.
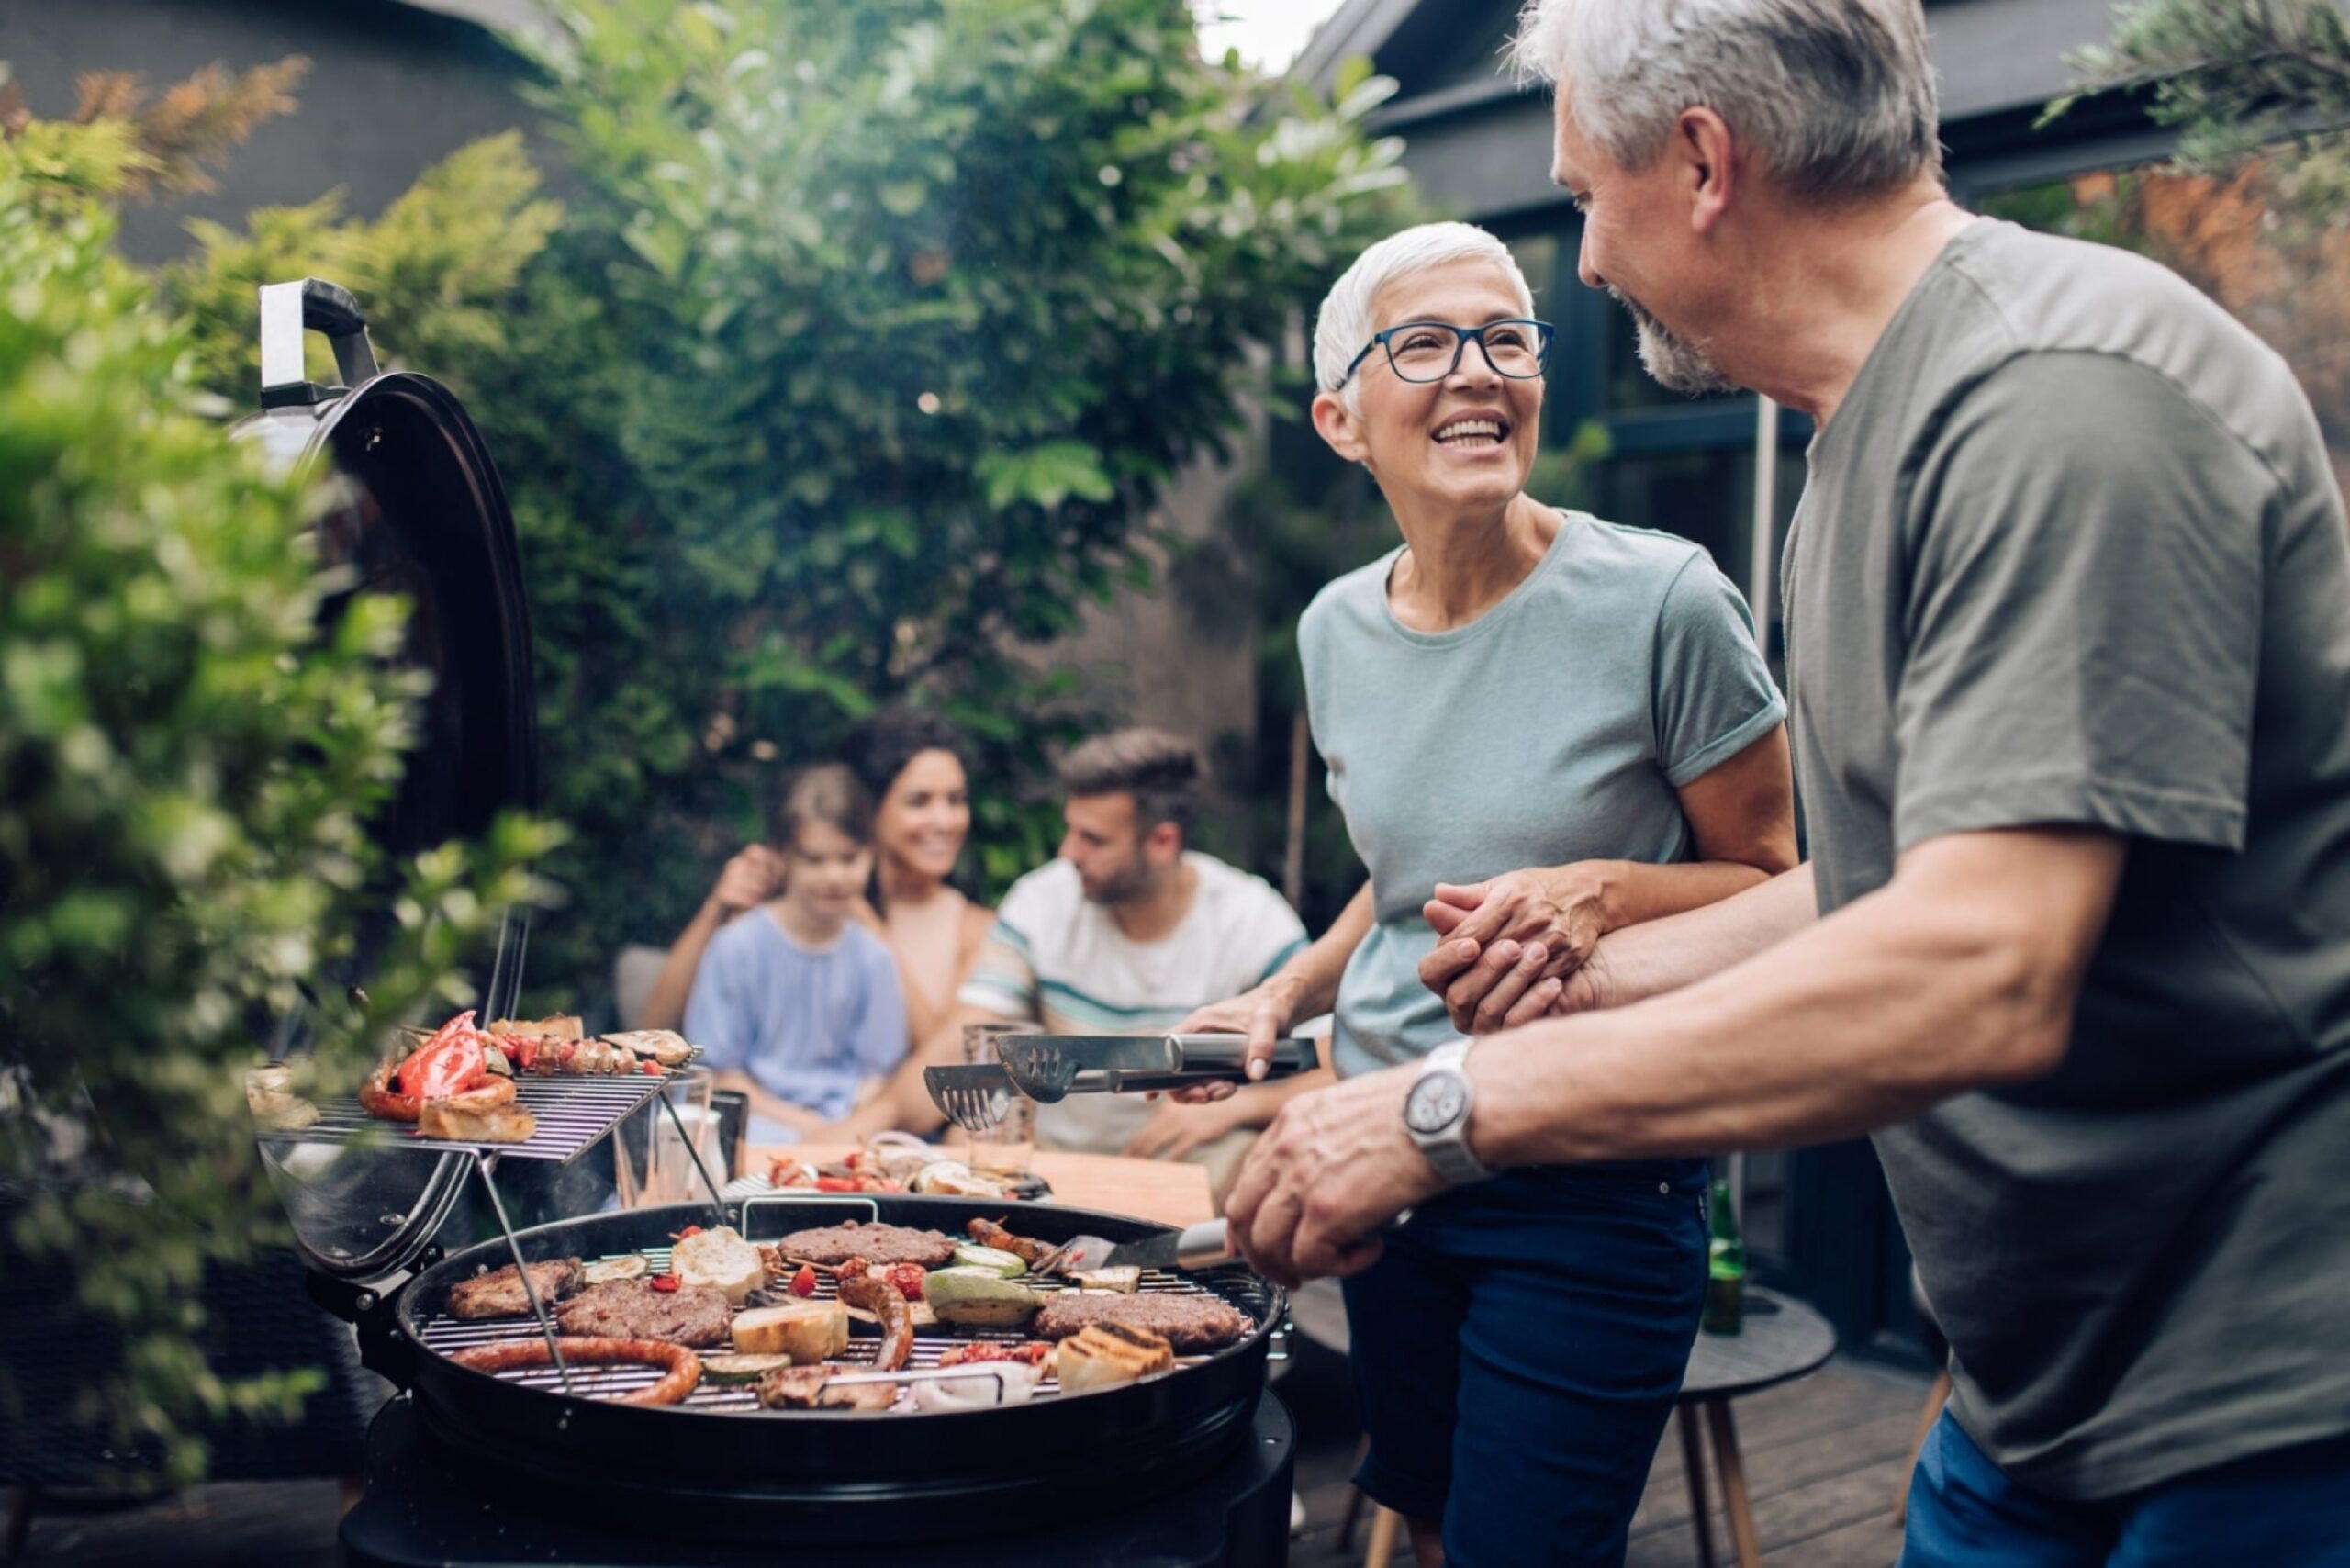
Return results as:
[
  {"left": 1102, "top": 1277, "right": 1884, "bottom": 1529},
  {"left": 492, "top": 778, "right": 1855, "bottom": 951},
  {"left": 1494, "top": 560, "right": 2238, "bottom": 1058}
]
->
[{"left": 1406, "top": 1072, "right": 1467, "bottom": 1134}]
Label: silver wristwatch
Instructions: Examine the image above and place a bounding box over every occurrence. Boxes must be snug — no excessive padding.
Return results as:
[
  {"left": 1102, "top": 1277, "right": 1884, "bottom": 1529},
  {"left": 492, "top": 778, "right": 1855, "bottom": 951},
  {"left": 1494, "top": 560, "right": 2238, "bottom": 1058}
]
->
[{"left": 1404, "top": 1040, "right": 1494, "bottom": 1186}]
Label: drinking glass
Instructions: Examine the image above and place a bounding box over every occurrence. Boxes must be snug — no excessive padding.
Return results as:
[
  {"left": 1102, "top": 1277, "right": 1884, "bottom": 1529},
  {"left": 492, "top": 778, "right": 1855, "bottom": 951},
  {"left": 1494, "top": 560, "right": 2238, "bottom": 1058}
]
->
[{"left": 617, "top": 1066, "right": 718, "bottom": 1206}]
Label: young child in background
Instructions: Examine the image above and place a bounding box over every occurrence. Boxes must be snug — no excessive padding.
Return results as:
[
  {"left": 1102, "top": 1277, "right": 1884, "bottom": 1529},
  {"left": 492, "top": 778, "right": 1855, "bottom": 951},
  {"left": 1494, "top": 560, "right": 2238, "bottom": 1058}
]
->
[{"left": 685, "top": 763, "right": 909, "bottom": 1144}]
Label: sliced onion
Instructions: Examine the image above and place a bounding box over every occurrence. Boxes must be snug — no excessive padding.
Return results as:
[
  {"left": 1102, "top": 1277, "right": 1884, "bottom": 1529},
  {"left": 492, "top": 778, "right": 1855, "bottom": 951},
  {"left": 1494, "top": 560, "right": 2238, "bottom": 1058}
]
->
[{"left": 912, "top": 1362, "right": 1042, "bottom": 1411}]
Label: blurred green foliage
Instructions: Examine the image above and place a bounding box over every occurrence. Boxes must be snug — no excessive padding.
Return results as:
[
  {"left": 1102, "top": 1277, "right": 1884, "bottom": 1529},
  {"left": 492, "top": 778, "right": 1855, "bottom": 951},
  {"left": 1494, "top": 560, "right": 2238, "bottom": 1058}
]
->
[
  {"left": 476, "top": 0, "right": 1411, "bottom": 999},
  {"left": 0, "top": 120, "right": 555, "bottom": 1483},
  {"left": 2050, "top": 0, "right": 2350, "bottom": 241}
]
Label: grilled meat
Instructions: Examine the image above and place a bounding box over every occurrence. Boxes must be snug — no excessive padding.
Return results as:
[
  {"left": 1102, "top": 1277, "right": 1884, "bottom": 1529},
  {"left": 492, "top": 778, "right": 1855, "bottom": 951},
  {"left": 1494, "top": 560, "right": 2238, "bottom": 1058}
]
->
[
  {"left": 967, "top": 1215, "right": 1053, "bottom": 1267},
  {"left": 554, "top": 1279, "right": 733, "bottom": 1347},
  {"left": 755, "top": 1365, "right": 897, "bottom": 1412},
  {"left": 600, "top": 1029, "right": 696, "bottom": 1069},
  {"left": 445, "top": 1258, "right": 585, "bottom": 1319},
  {"left": 775, "top": 1220, "right": 957, "bottom": 1269},
  {"left": 840, "top": 1272, "right": 913, "bottom": 1371},
  {"left": 935, "top": 1341, "right": 1054, "bottom": 1368},
  {"left": 1032, "top": 1291, "right": 1251, "bottom": 1353}
]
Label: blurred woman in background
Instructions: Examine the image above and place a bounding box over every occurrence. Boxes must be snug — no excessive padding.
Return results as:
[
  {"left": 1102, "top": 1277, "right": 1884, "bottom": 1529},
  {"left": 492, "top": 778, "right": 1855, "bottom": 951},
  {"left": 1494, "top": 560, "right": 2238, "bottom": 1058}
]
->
[{"left": 841, "top": 710, "right": 995, "bottom": 1047}]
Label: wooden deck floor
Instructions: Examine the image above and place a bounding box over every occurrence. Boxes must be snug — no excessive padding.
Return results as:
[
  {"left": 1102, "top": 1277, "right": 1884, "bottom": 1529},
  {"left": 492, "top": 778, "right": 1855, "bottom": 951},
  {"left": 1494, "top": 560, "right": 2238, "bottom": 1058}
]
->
[
  {"left": 10, "top": 1341, "right": 1930, "bottom": 1566},
  {"left": 1286, "top": 1343, "right": 1933, "bottom": 1568}
]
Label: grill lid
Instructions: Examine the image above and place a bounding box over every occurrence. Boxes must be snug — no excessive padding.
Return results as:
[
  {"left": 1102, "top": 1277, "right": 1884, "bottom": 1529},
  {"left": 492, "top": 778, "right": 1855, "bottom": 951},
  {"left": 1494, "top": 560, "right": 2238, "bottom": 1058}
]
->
[{"left": 235, "top": 278, "right": 541, "bottom": 1284}]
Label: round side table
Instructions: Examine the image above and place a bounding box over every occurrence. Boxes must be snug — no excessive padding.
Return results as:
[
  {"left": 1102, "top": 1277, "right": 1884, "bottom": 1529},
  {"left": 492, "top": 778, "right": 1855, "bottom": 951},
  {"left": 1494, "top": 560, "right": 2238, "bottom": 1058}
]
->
[{"left": 1674, "top": 1287, "right": 1838, "bottom": 1568}]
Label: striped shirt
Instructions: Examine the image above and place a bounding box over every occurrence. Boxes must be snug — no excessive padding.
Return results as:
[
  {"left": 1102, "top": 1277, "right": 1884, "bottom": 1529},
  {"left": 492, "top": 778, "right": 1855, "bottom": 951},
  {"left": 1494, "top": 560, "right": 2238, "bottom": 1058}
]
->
[{"left": 959, "top": 853, "right": 1308, "bottom": 1153}]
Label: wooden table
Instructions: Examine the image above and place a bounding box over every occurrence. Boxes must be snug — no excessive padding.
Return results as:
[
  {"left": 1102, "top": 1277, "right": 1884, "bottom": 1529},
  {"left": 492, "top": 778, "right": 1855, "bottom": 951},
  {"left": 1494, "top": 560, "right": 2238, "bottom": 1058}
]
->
[
  {"left": 747, "top": 1144, "right": 1215, "bottom": 1229},
  {"left": 1675, "top": 1287, "right": 1839, "bottom": 1568}
]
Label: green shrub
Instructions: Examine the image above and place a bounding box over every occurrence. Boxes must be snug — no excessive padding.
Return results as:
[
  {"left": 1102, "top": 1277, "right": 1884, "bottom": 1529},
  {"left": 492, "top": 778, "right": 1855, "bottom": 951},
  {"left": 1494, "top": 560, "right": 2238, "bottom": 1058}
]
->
[
  {"left": 0, "top": 142, "right": 554, "bottom": 1484},
  {"left": 482, "top": 0, "right": 1412, "bottom": 998}
]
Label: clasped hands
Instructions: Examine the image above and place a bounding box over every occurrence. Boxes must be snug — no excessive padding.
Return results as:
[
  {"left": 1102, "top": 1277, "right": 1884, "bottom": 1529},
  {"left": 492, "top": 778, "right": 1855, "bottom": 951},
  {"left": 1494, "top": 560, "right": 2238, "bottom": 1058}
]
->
[{"left": 1416, "top": 867, "right": 1610, "bottom": 1035}]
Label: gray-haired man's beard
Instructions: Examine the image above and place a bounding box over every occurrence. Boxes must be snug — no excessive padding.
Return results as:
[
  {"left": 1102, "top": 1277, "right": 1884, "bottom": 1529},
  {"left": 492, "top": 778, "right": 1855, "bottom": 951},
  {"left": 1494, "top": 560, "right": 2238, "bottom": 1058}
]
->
[{"left": 1608, "top": 286, "right": 1737, "bottom": 397}]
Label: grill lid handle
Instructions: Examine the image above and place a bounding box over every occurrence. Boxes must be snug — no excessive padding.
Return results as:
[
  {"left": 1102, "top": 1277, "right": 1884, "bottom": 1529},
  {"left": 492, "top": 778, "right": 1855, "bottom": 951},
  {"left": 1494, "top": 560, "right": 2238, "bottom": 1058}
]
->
[{"left": 259, "top": 277, "right": 382, "bottom": 409}]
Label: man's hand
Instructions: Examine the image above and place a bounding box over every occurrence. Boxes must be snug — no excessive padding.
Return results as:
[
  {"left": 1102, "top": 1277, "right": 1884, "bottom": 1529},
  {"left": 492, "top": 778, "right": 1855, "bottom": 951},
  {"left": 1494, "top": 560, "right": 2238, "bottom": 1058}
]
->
[
  {"left": 1223, "top": 1068, "right": 1445, "bottom": 1290},
  {"left": 1417, "top": 868, "right": 1608, "bottom": 1032},
  {"left": 1123, "top": 1096, "right": 1244, "bottom": 1161},
  {"left": 710, "top": 845, "right": 784, "bottom": 915},
  {"left": 1165, "top": 976, "right": 1304, "bottom": 1103}
]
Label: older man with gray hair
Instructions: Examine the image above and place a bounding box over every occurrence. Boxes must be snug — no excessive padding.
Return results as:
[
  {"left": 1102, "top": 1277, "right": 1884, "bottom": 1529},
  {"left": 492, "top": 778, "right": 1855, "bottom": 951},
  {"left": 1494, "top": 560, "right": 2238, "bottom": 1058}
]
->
[{"left": 1222, "top": 2, "right": 2350, "bottom": 1562}]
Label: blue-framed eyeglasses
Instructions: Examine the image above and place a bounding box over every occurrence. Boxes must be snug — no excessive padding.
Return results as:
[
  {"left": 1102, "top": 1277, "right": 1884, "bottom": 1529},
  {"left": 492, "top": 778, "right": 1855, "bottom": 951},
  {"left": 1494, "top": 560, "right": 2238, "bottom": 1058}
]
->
[{"left": 1337, "top": 319, "right": 1555, "bottom": 388}]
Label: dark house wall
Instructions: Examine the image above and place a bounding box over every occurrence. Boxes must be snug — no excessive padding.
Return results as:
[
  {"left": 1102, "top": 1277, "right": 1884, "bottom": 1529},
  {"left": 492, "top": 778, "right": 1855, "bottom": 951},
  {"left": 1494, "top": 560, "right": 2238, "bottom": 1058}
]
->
[{"left": 0, "top": 0, "right": 550, "bottom": 267}]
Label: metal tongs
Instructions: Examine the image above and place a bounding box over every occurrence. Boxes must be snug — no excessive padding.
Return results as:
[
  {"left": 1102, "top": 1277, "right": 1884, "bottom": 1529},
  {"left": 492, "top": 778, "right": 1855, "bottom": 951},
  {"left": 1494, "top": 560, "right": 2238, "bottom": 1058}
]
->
[
  {"left": 923, "top": 1062, "right": 1023, "bottom": 1134},
  {"left": 923, "top": 1033, "right": 1318, "bottom": 1132},
  {"left": 997, "top": 1032, "right": 1317, "bottom": 1102}
]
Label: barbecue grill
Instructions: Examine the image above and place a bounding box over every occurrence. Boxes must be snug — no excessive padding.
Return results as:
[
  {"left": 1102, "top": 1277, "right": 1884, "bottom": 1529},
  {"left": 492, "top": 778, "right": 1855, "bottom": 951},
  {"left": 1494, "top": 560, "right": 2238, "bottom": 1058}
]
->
[{"left": 235, "top": 280, "right": 1298, "bottom": 1563}]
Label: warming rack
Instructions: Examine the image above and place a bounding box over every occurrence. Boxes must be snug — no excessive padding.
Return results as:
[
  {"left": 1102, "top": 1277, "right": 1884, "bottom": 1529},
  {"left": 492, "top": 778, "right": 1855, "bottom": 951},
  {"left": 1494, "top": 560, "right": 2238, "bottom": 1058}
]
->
[{"left": 260, "top": 1054, "right": 701, "bottom": 1167}]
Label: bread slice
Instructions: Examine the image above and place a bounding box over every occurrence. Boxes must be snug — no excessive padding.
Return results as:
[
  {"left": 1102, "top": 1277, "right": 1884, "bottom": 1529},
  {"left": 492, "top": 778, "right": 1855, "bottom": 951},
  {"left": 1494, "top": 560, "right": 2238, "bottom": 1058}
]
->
[
  {"left": 1053, "top": 1320, "right": 1173, "bottom": 1393},
  {"left": 671, "top": 1226, "right": 765, "bottom": 1305},
  {"left": 732, "top": 1299, "right": 849, "bottom": 1361},
  {"left": 418, "top": 1098, "right": 538, "bottom": 1144}
]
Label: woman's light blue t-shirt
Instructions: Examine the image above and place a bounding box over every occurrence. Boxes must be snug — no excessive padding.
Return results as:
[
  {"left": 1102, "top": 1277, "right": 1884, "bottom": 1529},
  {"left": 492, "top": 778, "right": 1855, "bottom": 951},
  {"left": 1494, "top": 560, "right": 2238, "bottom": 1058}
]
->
[
  {"left": 1300, "top": 511, "right": 1785, "bottom": 1078},
  {"left": 682, "top": 909, "right": 908, "bottom": 1137}
]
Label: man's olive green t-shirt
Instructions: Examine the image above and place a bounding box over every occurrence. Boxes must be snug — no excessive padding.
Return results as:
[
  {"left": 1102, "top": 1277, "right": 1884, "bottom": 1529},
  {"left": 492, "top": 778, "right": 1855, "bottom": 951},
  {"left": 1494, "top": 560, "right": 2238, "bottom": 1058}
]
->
[{"left": 1785, "top": 218, "right": 2350, "bottom": 1500}]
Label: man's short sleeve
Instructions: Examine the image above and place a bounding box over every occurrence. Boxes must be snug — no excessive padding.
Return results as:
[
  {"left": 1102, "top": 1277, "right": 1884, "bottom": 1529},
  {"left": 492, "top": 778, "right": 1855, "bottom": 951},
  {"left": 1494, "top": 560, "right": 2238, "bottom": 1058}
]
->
[
  {"left": 957, "top": 875, "right": 1045, "bottom": 1020},
  {"left": 1893, "top": 352, "right": 2266, "bottom": 853},
  {"left": 1652, "top": 553, "right": 1787, "bottom": 787}
]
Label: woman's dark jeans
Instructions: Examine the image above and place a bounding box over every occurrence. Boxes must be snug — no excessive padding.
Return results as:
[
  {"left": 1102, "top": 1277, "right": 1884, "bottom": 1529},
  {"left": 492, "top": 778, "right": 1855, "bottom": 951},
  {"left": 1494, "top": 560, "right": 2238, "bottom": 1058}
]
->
[{"left": 1342, "top": 1159, "right": 1708, "bottom": 1567}]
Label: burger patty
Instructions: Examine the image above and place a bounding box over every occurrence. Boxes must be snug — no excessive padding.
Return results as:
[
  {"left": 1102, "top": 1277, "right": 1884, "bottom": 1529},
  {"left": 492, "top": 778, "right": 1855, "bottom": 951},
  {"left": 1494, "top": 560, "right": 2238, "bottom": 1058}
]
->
[
  {"left": 445, "top": 1258, "right": 584, "bottom": 1320},
  {"left": 774, "top": 1220, "right": 958, "bottom": 1269},
  {"left": 553, "top": 1280, "right": 733, "bottom": 1346},
  {"left": 1033, "top": 1291, "right": 1253, "bottom": 1353}
]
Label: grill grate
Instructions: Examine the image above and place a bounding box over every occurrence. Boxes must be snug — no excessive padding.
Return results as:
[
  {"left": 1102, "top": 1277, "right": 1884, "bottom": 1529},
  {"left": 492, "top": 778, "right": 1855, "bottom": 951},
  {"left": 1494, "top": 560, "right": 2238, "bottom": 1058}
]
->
[
  {"left": 262, "top": 1057, "right": 699, "bottom": 1166},
  {"left": 416, "top": 1245, "right": 1269, "bottom": 1413}
]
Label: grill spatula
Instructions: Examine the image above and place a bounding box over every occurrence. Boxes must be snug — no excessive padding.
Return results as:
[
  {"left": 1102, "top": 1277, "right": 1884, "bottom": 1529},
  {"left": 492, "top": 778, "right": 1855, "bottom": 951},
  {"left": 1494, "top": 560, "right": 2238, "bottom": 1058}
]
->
[{"left": 1037, "top": 1217, "right": 1238, "bottom": 1275}]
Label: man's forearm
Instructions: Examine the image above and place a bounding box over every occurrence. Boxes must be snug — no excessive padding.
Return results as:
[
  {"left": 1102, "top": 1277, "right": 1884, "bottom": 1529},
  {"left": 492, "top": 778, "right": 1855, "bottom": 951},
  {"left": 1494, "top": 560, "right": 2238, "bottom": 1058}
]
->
[
  {"left": 1472, "top": 835, "right": 2117, "bottom": 1161},
  {"left": 1580, "top": 862, "right": 1818, "bottom": 1008},
  {"left": 1583, "top": 858, "right": 1781, "bottom": 934}
]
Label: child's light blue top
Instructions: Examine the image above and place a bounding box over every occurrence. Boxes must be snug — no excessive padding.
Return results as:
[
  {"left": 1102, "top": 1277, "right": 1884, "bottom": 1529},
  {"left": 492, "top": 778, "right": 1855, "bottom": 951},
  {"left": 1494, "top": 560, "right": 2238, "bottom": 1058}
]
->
[{"left": 684, "top": 908, "right": 908, "bottom": 1135}]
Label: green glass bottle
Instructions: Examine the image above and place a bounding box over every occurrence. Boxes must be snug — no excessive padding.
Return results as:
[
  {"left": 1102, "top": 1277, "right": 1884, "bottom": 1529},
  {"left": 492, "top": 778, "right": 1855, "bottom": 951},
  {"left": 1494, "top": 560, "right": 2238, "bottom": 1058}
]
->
[{"left": 1703, "top": 1176, "right": 1745, "bottom": 1335}]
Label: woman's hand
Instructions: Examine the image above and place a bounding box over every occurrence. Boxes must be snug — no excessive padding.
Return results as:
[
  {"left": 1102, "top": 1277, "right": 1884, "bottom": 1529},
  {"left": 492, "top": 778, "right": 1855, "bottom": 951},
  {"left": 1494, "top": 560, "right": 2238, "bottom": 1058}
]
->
[
  {"left": 709, "top": 845, "right": 785, "bottom": 915},
  {"left": 1416, "top": 867, "right": 1610, "bottom": 1034},
  {"left": 1163, "top": 977, "right": 1306, "bottom": 1103}
]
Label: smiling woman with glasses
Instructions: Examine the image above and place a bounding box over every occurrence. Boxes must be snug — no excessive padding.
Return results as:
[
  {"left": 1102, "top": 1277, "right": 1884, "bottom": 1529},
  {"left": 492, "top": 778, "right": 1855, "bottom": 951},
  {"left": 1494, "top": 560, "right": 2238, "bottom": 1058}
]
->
[{"left": 1174, "top": 220, "right": 1797, "bottom": 1568}]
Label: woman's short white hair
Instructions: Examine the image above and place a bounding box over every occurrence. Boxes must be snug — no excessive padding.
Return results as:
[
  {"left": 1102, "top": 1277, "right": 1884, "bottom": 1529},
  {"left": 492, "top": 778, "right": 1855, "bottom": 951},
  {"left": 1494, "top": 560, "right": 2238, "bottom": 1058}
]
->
[
  {"left": 1511, "top": 0, "right": 1941, "bottom": 198},
  {"left": 1314, "top": 221, "right": 1537, "bottom": 408}
]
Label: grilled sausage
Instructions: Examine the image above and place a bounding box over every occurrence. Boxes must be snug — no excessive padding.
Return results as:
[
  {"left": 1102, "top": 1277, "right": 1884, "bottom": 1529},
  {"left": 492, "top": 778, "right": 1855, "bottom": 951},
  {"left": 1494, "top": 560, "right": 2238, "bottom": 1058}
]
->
[
  {"left": 839, "top": 1272, "right": 912, "bottom": 1372},
  {"left": 967, "top": 1215, "right": 1051, "bottom": 1267},
  {"left": 447, "top": 1335, "right": 703, "bottom": 1406}
]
